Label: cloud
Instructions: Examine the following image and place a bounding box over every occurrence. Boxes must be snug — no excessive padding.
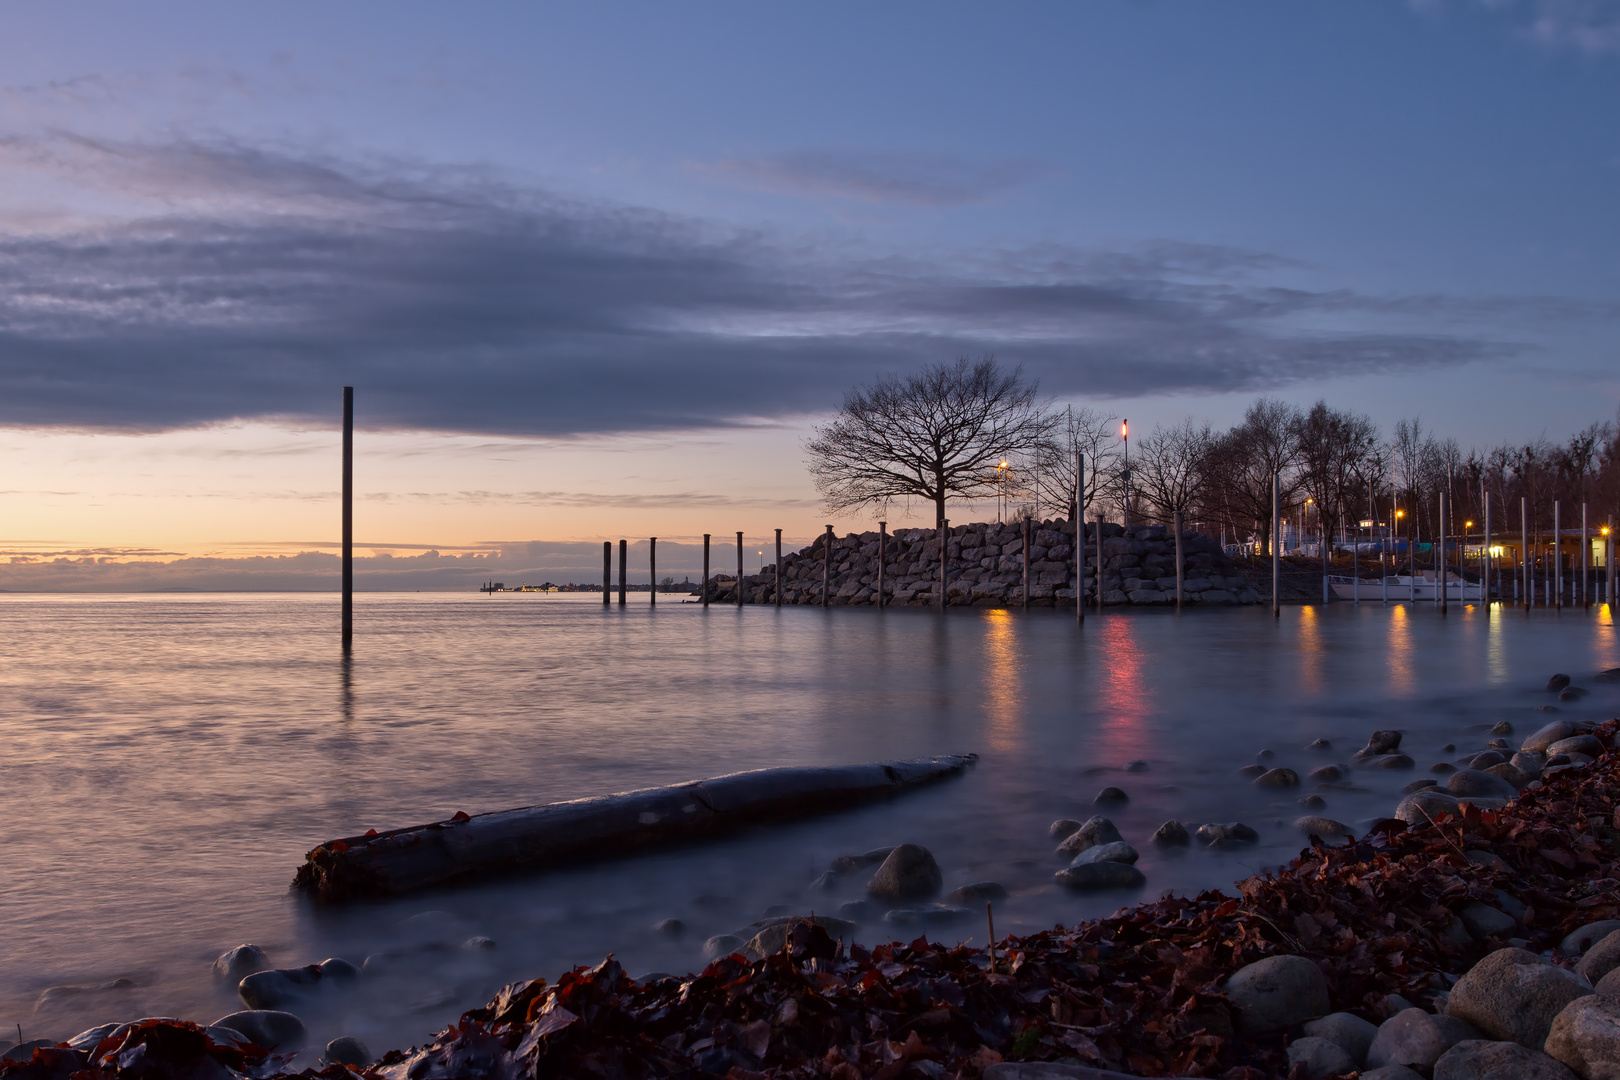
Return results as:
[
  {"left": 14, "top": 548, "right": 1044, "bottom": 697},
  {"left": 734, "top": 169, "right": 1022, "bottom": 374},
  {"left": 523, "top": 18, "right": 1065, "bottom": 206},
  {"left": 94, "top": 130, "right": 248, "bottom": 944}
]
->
[
  {"left": 1412, "top": 0, "right": 1620, "bottom": 54},
  {"left": 699, "top": 150, "right": 1047, "bottom": 206},
  {"left": 0, "top": 134, "right": 1568, "bottom": 436}
]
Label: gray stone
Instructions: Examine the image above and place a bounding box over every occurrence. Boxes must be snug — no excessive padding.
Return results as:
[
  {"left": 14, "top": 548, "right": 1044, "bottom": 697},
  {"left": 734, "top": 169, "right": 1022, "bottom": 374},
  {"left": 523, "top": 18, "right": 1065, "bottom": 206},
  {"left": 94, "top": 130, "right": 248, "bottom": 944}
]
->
[
  {"left": 1366, "top": 1008, "right": 1480, "bottom": 1071},
  {"left": 1286, "top": 1035, "right": 1356, "bottom": 1079},
  {"left": 1545, "top": 994, "right": 1620, "bottom": 1079},
  {"left": 1360, "top": 1067, "right": 1424, "bottom": 1080},
  {"left": 1224, "top": 955, "right": 1330, "bottom": 1033},
  {"left": 1596, "top": 968, "right": 1620, "bottom": 998},
  {"left": 1295, "top": 815, "right": 1351, "bottom": 839},
  {"left": 805, "top": 871, "right": 841, "bottom": 893},
  {"left": 1524, "top": 720, "right": 1578, "bottom": 753},
  {"left": 866, "top": 843, "right": 943, "bottom": 901},
  {"left": 947, "top": 881, "right": 1008, "bottom": 904},
  {"left": 1446, "top": 946, "right": 1594, "bottom": 1048},
  {"left": 238, "top": 961, "right": 360, "bottom": 1010},
  {"left": 1486, "top": 763, "right": 1531, "bottom": 789},
  {"left": 213, "top": 944, "right": 270, "bottom": 983},
  {"left": 1308, "top": 764, "right": 1349, "bottom": 782},
  {"left": 1237, "top": 764, "right": 1267, "bottom": 779},
  {"left": 1093, "top": 786, "right": 1129, "bottom": 804},
  {"left": 1372, "top": 753, "right": 1417, "bottom": 769},
  {"left": 1548, "top": 735, "right": 1605, "bottom": 758},
  {"left": 1306, "top": 738, "right": 1334, "bottom": 751},
  {"left": 1404, "top": 778, "right": 1440, "bottom": 793},
  {"left": 1512, "top": 752, "right": 1546, "bottom": 779},
  {"left": 740, "top": 916, "right": 858, "bottom": 959},
  {"left": 1461, "top": 903, "right": 1518, "bottom": 940},
  {"left": 1254, "top": 767, "right": 1301, "bottom": 789},
  {"left": 1433, "top": 1039, "right": 1578, "bottom": 1080},
  {"left": 1124, "top": 759, "right": 1149, "bottom": 773},
  {"left": 1048, "top": 819, "right": 1083, "bottom": 840},
  {"left": 1565, "top": 921, "right": 1620, "bottom": 956},
  {"left": 1397, "top": 789, "right": 1462, "bottom": 825},
  {"left": 1368, "top": 729, "right": 1404, "bottom": 753},
  {"left": 1548, "top": 673, "right": 1573, "bottom": 692},
  {"left": 1299, "top": 794, "right": 1328, "bottom": 808},
  {"left": 703, "top": 934, "right": 745, "bottom": 958},
  {"left": 1303, "top": 1011, "right": 1379, "bottom": 1066},
  {"left": 66, "top": 1024, "right": 121, "bottom": 1051},
  {"left": 653, "top": 917, "right": 686, "bottom": 936},
  {"left": 1069, "top": 841, "right": 1139, "bottom": 866},
  {"left": 1052, "top": 861, "right": 1146, "bottom": 891},
  {"left": 211, "top": 1010, "right": 308, "bottom": 1053},
  {"left": 1491, "top": 721, "right": 1515, "bottom": 735},
  {"left": 1056, "top": 816, "right": 1124, "bottom": 856},
  {"left": 324, "top": 1037, "right": 371, "bottom": 1067},
  {"left": 1469, "top": 751, "right": 1508, "bottom": 770},
  {"left": 1576, "top": 929, "right": 1620, "bottom": 985},
  {"left": 1151, "top": 819, "right": 1190, "bottom": 846},
  {"left": 1195, "top": 822, "right": 1259, "bottom": 846}
]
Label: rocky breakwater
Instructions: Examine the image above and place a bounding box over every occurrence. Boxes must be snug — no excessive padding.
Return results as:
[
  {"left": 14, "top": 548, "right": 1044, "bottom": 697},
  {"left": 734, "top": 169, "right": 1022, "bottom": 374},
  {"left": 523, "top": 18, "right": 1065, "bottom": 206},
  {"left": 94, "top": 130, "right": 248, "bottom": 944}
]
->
[{"left": 704, "top": 519, "right": 1260, "bottom": 608}]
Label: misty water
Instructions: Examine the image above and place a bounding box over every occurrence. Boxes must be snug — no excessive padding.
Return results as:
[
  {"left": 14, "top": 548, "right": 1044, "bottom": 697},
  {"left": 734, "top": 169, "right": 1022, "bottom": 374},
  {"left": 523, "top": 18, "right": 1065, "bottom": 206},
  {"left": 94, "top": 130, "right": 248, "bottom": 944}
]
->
[{"left": 1, "top": 593, "right": 1617, "bottom": 1063}]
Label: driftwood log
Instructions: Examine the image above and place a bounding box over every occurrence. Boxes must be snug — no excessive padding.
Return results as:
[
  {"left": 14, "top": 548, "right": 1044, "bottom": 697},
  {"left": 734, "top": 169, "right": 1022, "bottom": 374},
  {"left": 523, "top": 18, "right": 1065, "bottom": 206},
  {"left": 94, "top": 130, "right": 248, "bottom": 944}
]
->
[{"left": 292, "top": 754, "right": 978, "bottom": 902}]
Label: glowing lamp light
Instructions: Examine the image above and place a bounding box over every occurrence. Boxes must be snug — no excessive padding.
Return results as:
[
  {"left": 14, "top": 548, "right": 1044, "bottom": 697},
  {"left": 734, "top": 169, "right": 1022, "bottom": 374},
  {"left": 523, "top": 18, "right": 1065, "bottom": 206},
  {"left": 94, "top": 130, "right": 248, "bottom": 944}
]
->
[
  {"left": 1396, "top": 510, "right": 1405, "bottom": 518},
  {"left": 1120, "top": 419, "right": 1128, "bottom": 439}
]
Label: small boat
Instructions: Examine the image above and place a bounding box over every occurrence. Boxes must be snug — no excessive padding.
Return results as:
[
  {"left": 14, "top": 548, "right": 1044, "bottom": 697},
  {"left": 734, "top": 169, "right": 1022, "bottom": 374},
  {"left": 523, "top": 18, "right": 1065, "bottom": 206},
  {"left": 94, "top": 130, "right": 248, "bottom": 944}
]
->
[{"left": 1328, "top": 572, "right": 1486, "bottom": 601}]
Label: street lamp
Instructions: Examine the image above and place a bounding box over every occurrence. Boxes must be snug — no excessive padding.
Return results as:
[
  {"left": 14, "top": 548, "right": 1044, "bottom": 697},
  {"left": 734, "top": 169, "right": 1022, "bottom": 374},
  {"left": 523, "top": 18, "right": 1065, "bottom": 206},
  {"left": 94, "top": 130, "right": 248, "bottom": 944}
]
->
[{"left": 1120, "top": 419, "right": 1129, "bottom": 530}]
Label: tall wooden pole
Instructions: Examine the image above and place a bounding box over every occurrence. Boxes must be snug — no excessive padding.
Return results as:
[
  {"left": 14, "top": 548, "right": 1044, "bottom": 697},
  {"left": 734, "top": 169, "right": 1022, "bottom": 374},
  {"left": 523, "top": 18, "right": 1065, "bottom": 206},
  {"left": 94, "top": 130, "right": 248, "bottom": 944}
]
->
[
  {"left": 877, "top": 523, "right": 887, "bottom": 609},
  {"left": 1174, "top": 510, "right": 1185, "bottom": 608},
  {"left": 1022, "top": 516, "right": 1030, "bottom": 611},
  {"left": 823, "top": 525, "right": 833, "bottom": 608},
  {"left": 1272, "top": 471, "right": 1281, "bottom": 618},
  {"left": 1095, "top": 515, "right": 1105, "bottom": 615},
  {"left": 1582, "top": 503, "right": 1589, "bottom": 608},
  {"left": 775, "top": 529, "right": 783, "bottom": 607},
  {"left": 603, "top": 541, "right": 611, "bottom": 605},
  {"left": 1440, "top": 492, "right": 1449, "bottom": 615},
  {"left": 1555, "top": 501, "right": 1562, "bottom": 610},
  {"left": 1075, "top": 450, "right": 1085, "bottom": 624},
  {"left": 702, "top": 534, "right": 710, "bottom": 607},
  {"left": 618, "top": 539, "right": 627, "bottom": 605},
  {"left": 1483, "top": 489, "right": 1491, "bottom": 612},
  {"left": 736, "top": 531, "right": 744, "bottom": 608},
  {"left": 649, "top": 537, "right": 657, "bottom": 606},
  {"left": 1521, "top": 497, "right": 1529, "bottom": 610},
  {"left": 341, "top": 386, "right": 353, "bottom": 649},
  {"left": 939, "top": 519, "right": 949, "bottom": 610}
]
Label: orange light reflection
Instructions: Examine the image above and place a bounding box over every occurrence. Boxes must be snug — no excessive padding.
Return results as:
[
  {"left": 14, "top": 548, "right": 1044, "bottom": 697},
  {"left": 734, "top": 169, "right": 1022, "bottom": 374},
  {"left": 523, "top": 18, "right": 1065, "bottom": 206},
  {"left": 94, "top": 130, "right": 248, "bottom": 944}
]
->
[
  {"left": 1298, "top": 604, "right": 1322, "bottom": 695},
  {"left": 980, "top": 609, "right": 1023, "bottom": 753},
  {"left": 1387, "top": 604, "right": 1415, "bottom": 696},
  {"left": 1095, "top": 616, "right": 1148, "bottom": 763}
]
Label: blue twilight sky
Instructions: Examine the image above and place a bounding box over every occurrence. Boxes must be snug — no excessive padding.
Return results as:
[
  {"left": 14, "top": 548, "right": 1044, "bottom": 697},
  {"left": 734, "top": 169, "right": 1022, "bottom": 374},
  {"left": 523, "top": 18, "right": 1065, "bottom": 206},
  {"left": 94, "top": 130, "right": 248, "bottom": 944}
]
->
[{"left": 0, "top": 1, "right": 1617, "bottom": 556}]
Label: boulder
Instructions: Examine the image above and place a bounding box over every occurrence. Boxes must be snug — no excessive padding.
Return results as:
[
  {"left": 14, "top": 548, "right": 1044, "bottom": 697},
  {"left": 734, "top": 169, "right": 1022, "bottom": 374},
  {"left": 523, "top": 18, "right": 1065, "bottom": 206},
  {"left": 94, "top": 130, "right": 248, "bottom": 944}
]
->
[
  {"left": 1491, "top": 721, "right": 1515, "bottom": 734},
  {"left": 1448, "top": 769, "right": 1519, "bottom": 800},
  {"left": 1433, "top": 1039, "right": 1578, "bottom": 1080},
  {"left": 1294, "top": 816, "right": 1351, "bottom": 839},
  {"left": 1460, "top": 903, "right": 1518, "bottom": 940},
  {"left": 1371, "top": 753, "right": 1417, "bottom": 769},
  {"left": 1299, "top": 793, "right": 1329, "bottom": 808},
  {"left": 1404, "top": 778, "right": 1440, "bottom": 794},
  {"left": 1559, "top": 687, "right": 1589, "bottom": 702},
  {"left": 1286, "top": 1036, "right": 1355, "bottom": 1079},
  {"left": 324, "top": 1037, "right": 372, "bottom": 1067},
  {"left": 1237, "top": 764, "right": 1267, "bottom": 779},
  {"left": 211, "top": 1010, "right": 308, "bottom": 1053},
  {"left": 238, "top": 959, "right": 359, "bottom": 1010},
  {"left": 703, "top": 934, "right": 745, "bottom": 959},
  {"left": 947, "top": 881, "right": 1008, "bottom": 904},
  {"left": 1124, "top": 759, "right": 1149, "bottom": 773},
  {"left": 741, "top": 916, "right": 858, "bottom": 959},
  {"left": 1524, "top": 720, "right": 1578, "bottom": 753},
  {"left": 1564, "top": 921, "right": 1620, "bottom": 956},
  {"left": 1445, "top": 947, "right": 1594, "bottom": 1048},
  {"left": 1196, "top": 822, "right": 1260, "bottom": 847},
  {"left": 213, "top": 944, "right": 270, "bottom": 983},
  {"left": 1052, "top": 861, "right": 1146, "bottom": 891},
  {"left": 1486, "top": 762, "right": 1531, "bottom": 789},
  {"left": 1224, "top": 955, "right": 1329, "bottom": 1033},
  {"left": 1545, "top": 995, "right": 1620, "bottom": 1079},
  {"left": 1368, "top": 730, "right": 1404, "bottom": 754},
  {"left": 1513, "top": 752, "right": 1546, "bottom": 779},
  {"left": 1548, "top": 735, "right": 1605, "bottom": 759},
  {"left": 1396, "top": 789, "right": 1462, "bottom": 825},
  {"left": 1596, "top": 968, "right": 1620, "bottom": 998},
  {"left": 1302, "top": 1011, "right": 1379, "bottom": 1066},
  {"left": 1093, "top": 786, "right": 1129, "bottom": 804},
  {"left": 1254, "top": 767, "right": 1301, "bottom": 789},
  {"left": 1056, "top": 816, "right": 1124, "bottom": 856},
  {"left": 1308, "top": 764, "right": 1348, "bottom": 782},
  {"left": 1469, "top": 751, "right": 1508, "bottom": 769},
  {"left": 1360, "top": 1067, "right": 1424, "bottom": 1080},
  {"left": 866, "top": 844, "right": 943, "bottom": 901},
  {"left": 1576, "top": 929, "right": 1620, "bottom": 985},
  {"left": 1306, "top": 738, "right": 1333, "bottom": 751},
  {"left": 1136, "top": 820, "right": 1184, "bottom": 848},
  {"left": 653, "top": 917, "right": 686, "bottom": 936},
  {"left": 1069, "top": 841, "right": 1139, "bottom": 866},
  {"left": 1047, "top": 819, "right": 1082, "bottom": 841},
  {"left": 1366, "top": 1008, "right": 1481, "bottom": 1071},
  {"left": 1548, "top": 673, "right": 1572, "bottom": 692}
]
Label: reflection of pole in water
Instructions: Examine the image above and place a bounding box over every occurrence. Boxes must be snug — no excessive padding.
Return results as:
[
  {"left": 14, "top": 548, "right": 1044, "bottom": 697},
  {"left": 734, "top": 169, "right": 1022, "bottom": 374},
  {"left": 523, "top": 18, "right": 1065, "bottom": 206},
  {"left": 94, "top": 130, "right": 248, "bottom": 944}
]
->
[
  {"left": 341, "top": 386, "right": 353, "bottom": 651},
  {"left": 340, "top": 650, "right": 353, "bottom": 723}
]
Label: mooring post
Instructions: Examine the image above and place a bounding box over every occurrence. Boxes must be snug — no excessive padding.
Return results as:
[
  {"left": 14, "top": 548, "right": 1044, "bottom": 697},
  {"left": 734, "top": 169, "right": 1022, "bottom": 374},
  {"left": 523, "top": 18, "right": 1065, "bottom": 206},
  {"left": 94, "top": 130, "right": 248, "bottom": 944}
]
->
[
  {"left": 1174, "top": 510, "right": 1185, "bottom": 608},
  {"left": 649, "top": 537, "right": 657, "bottom": 606},
  {"left": 775, "top": 528, "right": 783, "bottom": 607},
  {"left": 822, "top": 524, "right": 833, "bottom": 608},
  {"left": 1484, "top": 489, "right": 1492, "bottom": 612},
  {"left": 939, "top": 519, "right": 949, "bottom": 611},
  {"left": 1440, "top": 492, "right": 1449, "bottom": 615},
  {"left": 618, "top": 539, "right": 627, "bottom": 605},
  {"left": 1095, "top": 516, "right": 1105, "bottom": 614},
  {"left": 1582, "top": 503, "right": 1589, "bottom": 608},
  {"left": 1521, "top": 497, "right": 1529, "bottom": 610},
  {"left": 736, "top": 531, "right": 744, "bottom": 608},
  {"left": 1272, "top": 470, "right": 1281, "bottom": 618},
  {"left": 702, "top": 534, "right": 711, "bottom": 607},
  {"left": 1076, "top": 450, "right": 1086, "bottom": 624},
  {"left": 1022, "top": 516, "right": 1031, "bottom": 611},
  {"left": 877, "top": 522, "right": 887, "bottom": 609},
  {"left": 341, "top": 386, "right": 353, "bottom": 649},
  {"left": 1555, "top": 501, "right": 1562, "bottom": 610},
  {"left": 602, "top": 541, "right": 611, "bottom": 606}
]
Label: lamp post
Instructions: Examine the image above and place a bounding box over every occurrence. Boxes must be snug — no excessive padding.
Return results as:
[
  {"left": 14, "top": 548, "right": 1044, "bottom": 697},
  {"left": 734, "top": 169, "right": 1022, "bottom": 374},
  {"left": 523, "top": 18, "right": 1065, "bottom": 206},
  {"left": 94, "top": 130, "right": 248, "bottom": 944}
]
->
[{"left": 1120, "top": 419, "right": 1130, "bottom": 531}]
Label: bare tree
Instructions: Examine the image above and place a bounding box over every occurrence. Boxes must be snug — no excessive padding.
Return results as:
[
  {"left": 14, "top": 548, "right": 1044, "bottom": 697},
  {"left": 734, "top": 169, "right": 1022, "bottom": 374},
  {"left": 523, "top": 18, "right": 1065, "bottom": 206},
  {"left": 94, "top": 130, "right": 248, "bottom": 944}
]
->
[
  {"left": 1034, "top": 405, "right": 1119, "bottom": 519},
  {"left": 1200, "top": 397, "right": 1302, "bottom": 554},
  {"left": 1132, "top": 417, "right": 1211, "bottom": 524},
  {"left": 1293, "top": 401, "right": 1379, "bottom": 542},
  {"left": 805, "top": 356, "right": 1053, "bottom": 524}
]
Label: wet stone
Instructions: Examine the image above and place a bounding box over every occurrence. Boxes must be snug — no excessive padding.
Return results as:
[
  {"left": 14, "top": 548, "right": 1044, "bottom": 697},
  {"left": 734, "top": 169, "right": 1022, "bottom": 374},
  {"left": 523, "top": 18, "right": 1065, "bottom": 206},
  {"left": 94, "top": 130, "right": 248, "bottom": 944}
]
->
[
  {"left": 1306, "top": 738, "right": 1333, "bottom": 751},
  {"left": 1294, "top": 815, "right": 1350, "bottom": 839},
  {"left": 1052, "top": 860, "right": 1145, "bottom": 891},
  {"left": 1298, "top": 794, "right": 1328, "bottom": 808},
  {"left": 1047, "top": 819, "right": 1082, "bottom": 841},
  {"left": 1069, "top": 841, "right": 1138, "bottom": 866},
  {"left": 1093, "top": 786, "right": 1129, "bottom": 804},
  {"left": 1490, "top": 721, "right": 1514, "bottom": 735},
  {"left": 212, "top": 1010, "right": 308, "bottom": 1053},
  {"left": 1253, "top": 767, "right": 1300, "bottom": 789},
  {"left": 324, "top": 1037, "right": 371, "bottom": 1067},
  {"left": 1056, "top": 816, "right": 1124, "bottom": 856},
  {"left": 865, "top": 844, "right": 943, "bottom": 902},
  {"left": 1302, "top": 1011, "right": 1379, "bottom": 1066},
  {"left": 653, "top": 918, "right": 686, "bottom": 936},
  {"left": 1124, "top": 759, "right": 1149, "bottom": 773},
  {"left": 1196, "top": 822, "right": 1259, "bottom": 847},
  {"left": 1445, "top": 946, "right": 1593, "bottom": 1048},
  {"left": 1432, "top": 1039, "right": 1577, "bottom": 1080},
  {"left": 1287, "top": 1036, "right": 1355, "bottom": 1079},
  {"left": 946, "top": 881, "right": 1008, "bottom": 904},
  {"left": 1403, "top": 778, "right": 1439, "bottom": 794},
  {"left": 1562, "top": 919, "right": 1620, "bottom": 955},
  {"left": 1224, "top": 955, "right": 1329, "bottom": 1033},
  {"left": 1547, "top": 673, "right": 1572, "bottom": 692},
  {"left": 1367, "top": 729, "right": 1404, "bottom": 754},
  {"left": 1237, "top": 764, "right": 1267, "bottom": 779},
  {"left": 1151, "top": 819, "right": 1190, "bottom": 846},
  {"left": 213, "top": 944, "right": 270, "bottom": 983}
]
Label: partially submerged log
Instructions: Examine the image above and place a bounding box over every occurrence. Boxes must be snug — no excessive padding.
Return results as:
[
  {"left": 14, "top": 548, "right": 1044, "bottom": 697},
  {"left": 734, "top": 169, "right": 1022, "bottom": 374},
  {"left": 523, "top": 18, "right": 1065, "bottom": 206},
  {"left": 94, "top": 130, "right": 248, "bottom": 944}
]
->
[{"left": 292, "top": 754, "right": 978, "bottom": 902}]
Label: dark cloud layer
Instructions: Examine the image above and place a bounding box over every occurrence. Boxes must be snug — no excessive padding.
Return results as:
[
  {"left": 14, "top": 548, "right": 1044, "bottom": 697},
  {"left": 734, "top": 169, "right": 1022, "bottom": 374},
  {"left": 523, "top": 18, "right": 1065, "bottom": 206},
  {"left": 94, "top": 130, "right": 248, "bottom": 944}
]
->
[{"left": 0, "top": 136, "right": 1527, "bottom": 435}]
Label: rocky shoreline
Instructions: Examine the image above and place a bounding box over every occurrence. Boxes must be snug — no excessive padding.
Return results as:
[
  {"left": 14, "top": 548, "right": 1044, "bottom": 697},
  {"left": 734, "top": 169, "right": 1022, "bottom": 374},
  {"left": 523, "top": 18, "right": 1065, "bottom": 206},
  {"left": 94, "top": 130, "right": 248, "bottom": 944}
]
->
[
  {"left": 7, "top": 679, "right": 1619, "bottom": 1079},
  {"left": 703, "top": 520, "right": 1262, "bottom": 608}
]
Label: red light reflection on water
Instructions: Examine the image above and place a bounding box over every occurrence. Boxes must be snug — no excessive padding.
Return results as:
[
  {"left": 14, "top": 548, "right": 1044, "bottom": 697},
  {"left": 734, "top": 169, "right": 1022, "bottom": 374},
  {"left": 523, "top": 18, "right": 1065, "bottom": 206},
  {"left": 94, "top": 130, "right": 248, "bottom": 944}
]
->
[{"left": 1094, "top": 615, "right": 1148, "bottom": 761}]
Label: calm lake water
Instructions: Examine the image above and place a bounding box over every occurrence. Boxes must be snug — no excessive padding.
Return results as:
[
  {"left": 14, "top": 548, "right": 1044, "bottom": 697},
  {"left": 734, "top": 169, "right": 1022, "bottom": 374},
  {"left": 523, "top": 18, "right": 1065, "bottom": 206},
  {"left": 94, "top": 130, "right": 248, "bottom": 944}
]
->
[{"left": 1, "top": 593, "right": 1616, "bottom": 1061}]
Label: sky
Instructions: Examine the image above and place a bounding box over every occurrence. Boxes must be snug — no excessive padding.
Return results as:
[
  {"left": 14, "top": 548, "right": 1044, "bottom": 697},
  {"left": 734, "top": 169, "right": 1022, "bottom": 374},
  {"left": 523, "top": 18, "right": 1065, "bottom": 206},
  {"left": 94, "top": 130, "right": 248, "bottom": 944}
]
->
[{"left": 1, "top": 1, "right": 1618, "bottom": 587}]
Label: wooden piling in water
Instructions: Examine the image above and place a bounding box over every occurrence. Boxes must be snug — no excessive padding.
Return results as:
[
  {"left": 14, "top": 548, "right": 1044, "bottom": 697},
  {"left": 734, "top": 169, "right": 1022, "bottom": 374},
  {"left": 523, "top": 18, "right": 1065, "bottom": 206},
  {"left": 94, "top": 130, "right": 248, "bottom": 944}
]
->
[
  {"left": 823, "top": 525, "right": 833, "bottom": 608},
  {"left": 1271, "top": 471, "right": 1280, "bottom": 618},
  {"left": 877, "top": 522, "right": 887, "bottom": 609},
  {"left": 1555, "top": 501, "right": 1562, "bottom": 610},
  {"left": 1076, "top": 451, "right": 1085, "bottom": 624},
  {"left": 775, "top": 529, "right": 783, "bottom": 607},
  {"left": 341, "top": 386, "right": 353, "bottom": 649},
  {"left": 603, "top": 541, "right": 611, "bottom": 606},
  {"left": 1582, "top": 503, "right": 1589, "bottom": 608},
  {"left": 736, "top": 531, "right": 744, "bottom": 608},
  {"left": 649, "top": 538, "right": 657, "bottom": 606},
  {"left": 1174, "top": 510, "right": 1184, "bottom": 608},
  {"left": 1521, "top": 497, "right": 1529, "bottom": 611},
  {"left": 702, "top": 534, "right": 710, "bottom": 607},
  {"left": 1484, "top": 489, "right": 1492, "bottom": 614},
  {"left": 1022, "top": 517, "right": 1030, "bottom": 611},
  {"left": 619, "top": 539, "right": 627, "bottom": 606},
  {"left": 939, "top": 519, "right": 949, "bottom": 611},
  {"left": 1095, "top": 516, "right": 1104, "bottom": 614},
  {"left": 1440, "top": 492, "right": 1448, "bottom": 615}
]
